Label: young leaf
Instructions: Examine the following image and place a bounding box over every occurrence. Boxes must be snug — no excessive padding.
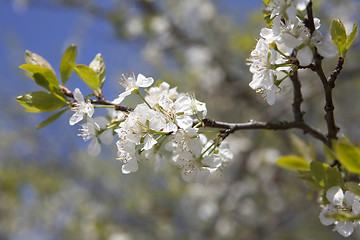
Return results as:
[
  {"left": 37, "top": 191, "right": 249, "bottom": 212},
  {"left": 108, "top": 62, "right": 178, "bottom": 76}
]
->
[
  {"left": 345, "top": 22, "right": 358, "bottom": 53},
  {"left": 16, "top": 91, "right": 67, "bottom": 112},
  {"left": 276, "top": 155, "right": 310, "bottom": 171},
  {"left": 330, "top": 19, "right": 347, "bottom": 57},
  {"left": 20, "top": 64, "right": 59, "bottom": 89},
  {"left": 89, "top": 53, "right": 106, "bottom": 88},
  {"left": 60, "top": 44, "right": 77, "bottom": 85},
  {"left": 345, "top": 182, "right": 360, "bottom": 197},
  {"left": 36, "top": 108, "right": 68, "bottom": 129},
  {"left": 325, "top": 166, "right": 344, "bottom": 190},
  {"left": 334, "top": 141, "right": 360, "bottom": 174},
  {"left": 25, "top": 50, "right": 55, "bottom": 74},
  {"left": 74, "top": 64, "right": 100, "bottom": 90},
  {"left": 323, "top": 144, "right": 337, "bottom": 163},
  {"left": 310, "top": 161, "right": 327, "bottom": 188},
  {"left": 33, "top": 72, "right": 50, "bottom": 91}
]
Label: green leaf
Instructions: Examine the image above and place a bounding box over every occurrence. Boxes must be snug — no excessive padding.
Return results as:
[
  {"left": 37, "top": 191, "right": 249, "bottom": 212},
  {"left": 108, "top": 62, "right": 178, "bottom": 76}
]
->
[
  {"left": 16, "top": 91, "right": 67, "bottom": 112},
  {"left": 24, "top": 50, "right": 55, "bottom": 74},
  {"left": 276, "top": 155, "right": 310, "bottom": 171},
  {"left": 334, "top": 141, "right": 360, "bottom": 174},
  {"left": 36, "top": 108, "right": 68, "bottom": 129},
  {"left": 325, "top": 166, "right": 344, "bottom": 190},
  {"left": 323, "top": 144, "right": 337, "bottom": 163},
  {"left": 20, "top": 64, "right": 59, "bottom": 87},
  {"left": 330, "top": 19, "right": 347, "bottom": 57},
  {"left": 345, "top": 182, "right": 360, "bottom": 197},
  {"left": 89, "top": 53, "right": 106, "bottom": 88},
  {"left": 345, "top": 22, "right": 358, "bottom": 53},
  {"left": 74, "top": 64, "right": 100, "bottom": 90},
  {"left": 59, "top": 44, "right": 77, "bottom": 85},
  {"left": 310, "top": 161, "right": 327, "bottom": 188},
  {"left": 33, "top": 73, "right": 50, "bottom": 91}
]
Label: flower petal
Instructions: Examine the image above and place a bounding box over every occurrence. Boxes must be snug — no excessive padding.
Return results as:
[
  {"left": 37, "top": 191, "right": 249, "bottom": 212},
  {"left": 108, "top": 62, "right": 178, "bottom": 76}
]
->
[
  {"left": 73, "top": 88, "right": 85, "bottom": 103},
  {"left": 136, "top": 74, "right": 154, "bottom": 87},
  {"left": 334, "top": 221, "right": 355, "bottom": 237},
  {"left": 326, "top": 186, "right": 344, "bottom": 206},
  {"left": 297, "top": 46, "right": 313, "bottom": 66},
  {"left": 69, "top": 112, "right": 83, "bottom": 125},
  {"left": 87, "top": 138, "right": 101, "bottom": 156}
]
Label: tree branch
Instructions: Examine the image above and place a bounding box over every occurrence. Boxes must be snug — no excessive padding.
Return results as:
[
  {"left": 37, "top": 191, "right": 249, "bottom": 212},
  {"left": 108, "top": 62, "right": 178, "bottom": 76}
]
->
[{"left": 306, "top": 1, "right": 339, "bottom": 147}]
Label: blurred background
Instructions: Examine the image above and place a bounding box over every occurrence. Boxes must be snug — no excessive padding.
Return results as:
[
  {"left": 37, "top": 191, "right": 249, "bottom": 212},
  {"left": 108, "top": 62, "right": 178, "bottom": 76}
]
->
[{"left": 1, "top": 0, "right": 360, "bottom": 239}]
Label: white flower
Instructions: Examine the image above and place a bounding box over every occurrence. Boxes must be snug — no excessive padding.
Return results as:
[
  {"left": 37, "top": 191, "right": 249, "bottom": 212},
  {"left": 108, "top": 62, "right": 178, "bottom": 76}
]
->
[
  {"left": 248, "top": 39, "right": 277, "bottom": 91},
  {"left": 120, "top": 103, "right": 166, "bottom": 150},
  {"left": 248, "top": 39, "right": 287, "bottom": 105},
  {"left": 113, "top": 73, "right": 154, "bottom": 104},
  {"left": 319, "top": 186, "right": 360, "bottom": 237},
  {"left": 77, "top": 117, "right": 113, "bottom": 156},
  {"left": 158, "top": 94, "right": 193, "bottom": 131},
  {"left": 115, "top": 129, "right": 138, "bottom": 174},
  {"left": 145, "top": 81, "right": 178, "bottom": 107},
  {"left": 78, "top": 119, "right": 101, "bottom": 156},
  {"left": 184, "top": 93, "right": 207, "bottom": 118},
  {"left": 69, "top": 88, "right": 94, "bottom": 125}
]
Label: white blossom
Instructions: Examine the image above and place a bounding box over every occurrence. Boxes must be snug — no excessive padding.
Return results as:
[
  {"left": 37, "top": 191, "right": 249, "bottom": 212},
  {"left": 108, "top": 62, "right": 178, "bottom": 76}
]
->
[
  {"left": 113, "top": 73, "right": 154, "bottom": 104},
  {"left": 69, "top": 88, "right": 94, "bottom": 125},
  {"left": 319, "top": 186, "right": 360, "bottom": 237},
  {"left": 144, "top": 81, "right": 178, "bottom": 107},
  {"left": 78, "top": 119, "right": 101, "bottom": 156}
]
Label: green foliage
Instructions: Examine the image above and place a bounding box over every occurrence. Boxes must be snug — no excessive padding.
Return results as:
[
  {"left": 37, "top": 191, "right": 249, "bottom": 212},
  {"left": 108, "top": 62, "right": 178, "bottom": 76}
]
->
[
  {"left": 310, "top": 161, "right": 344, "bottom": 189},
  {"left": 345, "top": 22, "right": 358, "bottom": 53},
  {"left": 16, "top": 91, "right": 67, "bottom": 112},
  {"left": 74, "top": 64, "right": 100, "bottom": 90},
  {"left": 36, "top": 108, "right": 68, "bottom": 129},
  {"left": 334, "top": 140, "right": 360, "bottom": 174},
  {"left": 345, "top": 182, "right": 360, "bottom": 197},
  {"left": 25, "top": 50, "right": 55, "bottom": 73},
  {"left": 89, "top": 53, "right": 106, "bottom": 88},
  {"left": 59, "top": 44, "right": 77, "bottom": 85},
  {"left": 276, "top": 155, "right": 310, "bottom": 171},
  {"left": 19, "top": 64, "right": 64, "bottom": 100},
  {"left": 330, "top": 19, "right": 358, "bottom": 57}
]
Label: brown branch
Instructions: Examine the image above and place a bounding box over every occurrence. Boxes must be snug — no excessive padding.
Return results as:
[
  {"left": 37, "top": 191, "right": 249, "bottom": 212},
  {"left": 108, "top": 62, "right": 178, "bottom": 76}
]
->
[
  {"left": 328, "top": 57, "right": 345, "bottom": 87},
  {"left": 199, "top": 118, "right": 327, "bottom": 144},
  {"left": 60, "top": 86, "right": 133, "bottom": 112},
  {"left": 290, "top": 68, "right": 304, "bottom": 122},
  {"left": 305, "top": 1, "right": 339, "bottom": 147}
]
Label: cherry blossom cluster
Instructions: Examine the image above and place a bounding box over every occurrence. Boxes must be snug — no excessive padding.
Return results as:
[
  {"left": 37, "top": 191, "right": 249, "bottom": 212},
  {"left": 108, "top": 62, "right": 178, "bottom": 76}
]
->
[
  {"left": 69, "top": 73, "right": 233, "bottom": 184},
  {"left": 319, "top": 186, "right": 360, "bottom": 237},
  {"left": 248, "top": 0, "right": 337, "bottom": 105}
]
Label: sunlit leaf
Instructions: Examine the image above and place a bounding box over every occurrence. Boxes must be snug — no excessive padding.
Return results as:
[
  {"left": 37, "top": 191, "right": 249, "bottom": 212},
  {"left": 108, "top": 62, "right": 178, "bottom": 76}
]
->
[
  {"left": 334, "top": 141, "right": 360, "bottom": 174},
  {"left": 345, "top": 22, "right": 358, "bottom": 53},
  {"left": 330, "top": 19, "right": 347, "bottom": 57},
  {"left": 89, "top": 53, "right": 106, "bottom": 88},
  {"left": 276, "top": 155, "right": 310, "bottom": 171},
  {"left": 16, "top": 91, "right": 67, "bottom": 112},
  {"left": 74, "top": 64, "right": 100, "bottom": 90},
  {"left": 25, "top": 50, "right": 55, "bottom": 74},
  {"left": 60, "top": 44, "right": 77, "bottom": 85}
]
